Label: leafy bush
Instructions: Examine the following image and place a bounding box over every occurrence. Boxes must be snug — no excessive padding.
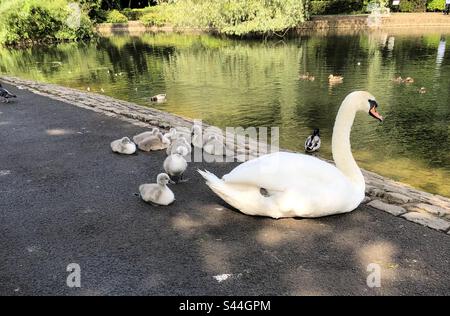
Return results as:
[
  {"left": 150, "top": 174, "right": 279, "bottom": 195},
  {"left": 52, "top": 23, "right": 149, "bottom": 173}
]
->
[
  {"left": 427, "top": 0, "right": 445, "bottom": 10},
  {"left": 164, "top": 0, "right": 309, "bottom": 36},
  {"left": 399, "top": 0, "right": 427, "bottom": 12},
  {"left": 0, "top": 0, "right": 94, "bottom": 46},
  {"left": 140, "top": 12, "right": 169, "bottom": 27},
  {"left": 106, "top": 9, "right": 128, "bottom": 23},
  {"left": 310, "top": 0, "right": 364, "bottom": 15},
  {"left": 310, "top": 1, "right": 328, "bottom": 15},
  {"left": 122, "top": 7, "right": 159, "bottom": 21}
]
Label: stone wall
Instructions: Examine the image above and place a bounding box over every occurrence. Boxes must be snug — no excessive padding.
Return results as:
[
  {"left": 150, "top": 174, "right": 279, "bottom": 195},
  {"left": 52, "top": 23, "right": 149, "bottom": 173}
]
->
[
  {"left": 96, "top": 13, "right": 450, "bottom": 36},
  {"left": 300, "top": 13, "right": 450, "bottom": 30},
  {"left": 1, "top": 75, "right": 450, "bottom": 235}
]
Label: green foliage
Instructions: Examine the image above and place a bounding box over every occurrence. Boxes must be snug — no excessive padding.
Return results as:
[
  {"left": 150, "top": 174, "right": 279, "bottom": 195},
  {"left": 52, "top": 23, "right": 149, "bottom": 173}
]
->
[
  {"left": 310, "top": 0, "right": 364, "bottom": 15},
  {"left": 122, "top": 6, "right": 159, "bottom": 21},
  {"left": 155, "top": 0, "right": 309, "bottom": 36},
  {"left": 139, "top": 7, "right": 169, "bottom": 26},
  {"left": 399, "top": 0, "right": 427, "bottom": 12},
  {"left": 0, "top": 0, "right": 94, "bottom": 46},
  {"left": 78, "top": 0, "right": 107, "bottom": 22},
  {"left": 427, "top": 0, "right": 445, "bottom": 10},
  {"left": 122, "top": 8, "right": 144, "bottom": 20},
  {"left": 106, "top": 9, "right": 128, "bottom": 23}
]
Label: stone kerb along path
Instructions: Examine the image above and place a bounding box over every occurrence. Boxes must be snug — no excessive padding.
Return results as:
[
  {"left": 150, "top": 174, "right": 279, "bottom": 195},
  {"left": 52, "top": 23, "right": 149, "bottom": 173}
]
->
[{"left": 1, "top": 75, "right": 450, "bottom": 235}]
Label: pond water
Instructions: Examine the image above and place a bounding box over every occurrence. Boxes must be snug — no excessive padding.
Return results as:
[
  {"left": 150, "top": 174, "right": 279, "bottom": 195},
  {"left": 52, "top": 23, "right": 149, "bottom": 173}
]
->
[{"left": 1, "top": 31, "right": 449, "bottom": 197}]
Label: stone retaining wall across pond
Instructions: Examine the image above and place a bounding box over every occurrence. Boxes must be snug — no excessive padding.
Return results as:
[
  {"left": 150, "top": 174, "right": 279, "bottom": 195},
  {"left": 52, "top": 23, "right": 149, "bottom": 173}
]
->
[{"left": 96, "top": 13, "right": 450, "bottom": 36}]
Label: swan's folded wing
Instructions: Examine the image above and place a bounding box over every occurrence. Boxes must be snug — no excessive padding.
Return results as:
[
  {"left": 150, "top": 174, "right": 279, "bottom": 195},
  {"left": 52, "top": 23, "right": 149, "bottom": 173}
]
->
[{"left": 222, "top": 152, "right": 347, "bottom": 192}]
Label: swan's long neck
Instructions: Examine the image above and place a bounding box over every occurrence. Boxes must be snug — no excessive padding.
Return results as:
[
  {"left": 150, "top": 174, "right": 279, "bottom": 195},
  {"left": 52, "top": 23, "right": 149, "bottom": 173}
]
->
[{"left": 332, "top": 98, "right": 365, "bottom": 193}]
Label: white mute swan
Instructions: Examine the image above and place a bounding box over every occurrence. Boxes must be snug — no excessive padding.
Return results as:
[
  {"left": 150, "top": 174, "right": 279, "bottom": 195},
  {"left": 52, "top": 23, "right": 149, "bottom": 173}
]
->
[
  {"left": 110, "top": 137, "right": 137, "bottom": 155},
  {"left": 139, "top": 173, "right": 175, "bottom": 206},
  {"left": 164, "top": 146, "right": 189, "bottom": 183},
  {"left": 198, "top": 91, "right": 383, "bottom": 219},
  {"left": 133, "top": 128, "right": 159, "bottom": 144},
  {"left": 138, "top": 132, "right": 170, "bottom": 151},
  {"left": 166, "top": 137, "right": 191, "bottom": 156},
  {"left": 192, "top": 125, "right": 204, "bottom": 148}
]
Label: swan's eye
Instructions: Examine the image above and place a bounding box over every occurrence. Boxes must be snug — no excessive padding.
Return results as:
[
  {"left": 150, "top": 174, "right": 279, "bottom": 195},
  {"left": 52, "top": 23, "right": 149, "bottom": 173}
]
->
[{"left": 368, "top": 99, "right": 378, "bottom": 109}]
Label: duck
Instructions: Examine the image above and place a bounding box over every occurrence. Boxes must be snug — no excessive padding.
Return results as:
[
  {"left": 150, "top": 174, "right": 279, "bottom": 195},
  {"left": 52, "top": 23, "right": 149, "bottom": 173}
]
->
[
  {"left": 0, "top": 84, "right": 17, "bottom": 103},
  {"left": 328, "top": 74, "right": 344, "bottom": 83},
  {"left": 164, "top": 146, "right": 189, "bottom": 183},
  {"left": 110, "top": 137, "right": 137, "bottom": 155},
  {"left": 304, "top": 129, "right": 321, "bottom": 153},
  {"left": 403, "top": 77, "right": 414, "bottom": 83},
  {"left": 133, "top": 128, "right": 160, "bottom": 145},
  {"left": 166, "top": 136, "right": 191, "bottom": 156},
  {"left": 139, "top": 173, "right": 175, "bottom": 206},
  {"left": 203, "top": 134, "right": 233, "bottom": 156},
  {"left": 392, "top": 76, "right": 403, "bottom": 83},
  {"left": 150, "top": 94, "right": 166, "bottom": 102},
  {"left": 298, "top": 73, "right": 315, "bottom": 81},
  {"left": 138, "top": 132, "right": 171, "bottom": 151},
  {"left": 419, "top": 87, "right": 426, "bottom": 94},
  {"left": 198, "top": 91, "right": 384, "bottom": 219}
]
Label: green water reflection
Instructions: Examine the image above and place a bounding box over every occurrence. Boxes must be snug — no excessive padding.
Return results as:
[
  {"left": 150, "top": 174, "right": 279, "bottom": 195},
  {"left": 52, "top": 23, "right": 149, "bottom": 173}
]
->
[{"left": 0, "top": 32, "right": 449, "bottom": 197}]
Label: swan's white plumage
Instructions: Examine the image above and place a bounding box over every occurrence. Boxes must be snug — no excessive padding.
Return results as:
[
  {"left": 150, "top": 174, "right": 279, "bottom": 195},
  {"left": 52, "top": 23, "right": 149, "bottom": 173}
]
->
[
  {"left": 110, "top": 137, "right": 137, "bottom": 155},
  {"left": 164, "top": 147, "right": 188, "bottom": 179},
  {"left": 139, "top": 173, "right": 174, "bottom": 205},
  {"left": 198, "top": 91, "right": 379, "bottom": 219},
  {"left": 200, "top": 152, "right": 362, "bottom": 218}
]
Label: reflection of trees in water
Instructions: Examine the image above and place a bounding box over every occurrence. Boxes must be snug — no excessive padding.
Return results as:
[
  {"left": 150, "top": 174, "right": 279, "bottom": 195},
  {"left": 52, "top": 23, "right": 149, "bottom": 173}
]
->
[
  {"left": 380, "top": 34, "right": 450, "bottom": 169},
  {"left": 157, "top": 42, "right": 301, "bottom": 129},
  {"left": 98, "top": 36, "right": 175, "bottom": 79}
]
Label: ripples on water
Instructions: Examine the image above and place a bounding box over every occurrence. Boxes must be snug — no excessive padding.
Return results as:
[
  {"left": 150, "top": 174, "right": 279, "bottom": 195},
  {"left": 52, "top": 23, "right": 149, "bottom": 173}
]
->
[{"left": 0, "top": 31, "right": 449, "bottom": 197}]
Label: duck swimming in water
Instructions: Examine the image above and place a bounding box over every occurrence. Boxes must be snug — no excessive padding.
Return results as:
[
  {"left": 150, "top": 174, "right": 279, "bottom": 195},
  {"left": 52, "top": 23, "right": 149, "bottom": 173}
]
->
[
  {"left": 305, "top": 129, "right": 321, "bottom": 153},
  {"left": 150, "top": 94, "right": 166, "bottom": 102},
  {"left": 328, "top": 74, "right": 344, "bottom": 83},
  {"left": 298, "top": 73, "right": 315, "bottom": 81}
]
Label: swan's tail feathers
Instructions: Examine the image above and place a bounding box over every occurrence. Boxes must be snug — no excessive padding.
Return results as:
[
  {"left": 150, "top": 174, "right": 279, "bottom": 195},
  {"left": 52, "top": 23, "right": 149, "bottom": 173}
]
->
[
  {"left": 197, "top": 169, "right": 221, "bottom": 186},
  {"left": 197, "top": 169, "right": 235, "bottom": 203}
]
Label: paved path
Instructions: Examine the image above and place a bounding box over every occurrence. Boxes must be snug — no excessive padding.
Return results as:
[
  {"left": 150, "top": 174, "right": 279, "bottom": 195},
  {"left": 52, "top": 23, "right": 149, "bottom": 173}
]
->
[{"left": 0, "top": 83, "right": 449, "bottom": 295}]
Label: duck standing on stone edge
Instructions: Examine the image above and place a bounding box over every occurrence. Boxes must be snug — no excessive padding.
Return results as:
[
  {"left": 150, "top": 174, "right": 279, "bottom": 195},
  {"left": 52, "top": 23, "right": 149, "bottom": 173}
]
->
[
  {"left": 305, "top": 129, "right": 321, "bottom": 153},
  {"left": 0, "top": 84, "right": 17, "bottom": 103}
]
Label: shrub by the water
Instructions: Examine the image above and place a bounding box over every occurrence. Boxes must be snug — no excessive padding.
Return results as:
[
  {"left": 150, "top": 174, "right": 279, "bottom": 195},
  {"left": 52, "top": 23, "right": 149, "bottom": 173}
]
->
[
  {"left": 158, "top": 0, "right": 310, "bottom": 36},
  {"left": 399, "top": 0, "right": 427, "bottom": 11},
  {"left": 426, "top": 0, "right": 446, "bottom": 11},
  {"left": 106, "top": 9, "right": 128, "bottom": 23},
  {"left": 310, "top": 0, "right": 364, "bottom": 15},
  {"left": 134, "top": 6, "right": 170, "bottom": 26},
  {"left": 0, "top": 0, "right": 94, "bottom": 46}
]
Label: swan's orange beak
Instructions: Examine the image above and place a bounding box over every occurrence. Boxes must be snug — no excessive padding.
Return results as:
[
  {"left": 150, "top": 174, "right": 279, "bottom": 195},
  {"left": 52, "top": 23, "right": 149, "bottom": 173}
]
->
[{"left": 369, "top": 105, "right": 383, "bottom": 122}]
